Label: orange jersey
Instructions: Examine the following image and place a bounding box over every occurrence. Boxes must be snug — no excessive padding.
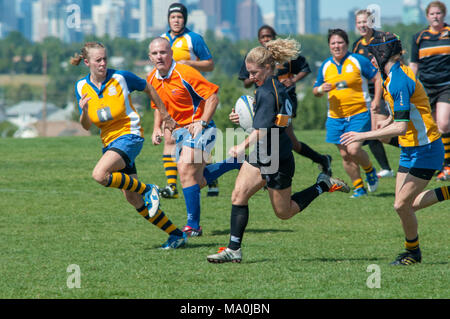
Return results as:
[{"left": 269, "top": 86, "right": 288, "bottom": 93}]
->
[{"left": 147, "top": 62, "right": 219, "bottom": 126}]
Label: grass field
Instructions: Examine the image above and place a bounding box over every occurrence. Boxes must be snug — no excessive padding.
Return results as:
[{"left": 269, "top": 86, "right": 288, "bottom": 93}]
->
[{"left": 0, "top": 130, "right": 448, "bottom": 300}]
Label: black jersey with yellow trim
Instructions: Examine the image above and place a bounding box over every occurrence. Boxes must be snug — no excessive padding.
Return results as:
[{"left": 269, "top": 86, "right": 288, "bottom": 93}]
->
[{"left": 411, "top": 24, "right": 450, "bottom": 88}]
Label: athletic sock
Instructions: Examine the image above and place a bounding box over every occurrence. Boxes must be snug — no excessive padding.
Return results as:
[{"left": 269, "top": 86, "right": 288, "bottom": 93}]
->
[
  {"left": 405, "top": 235, "right": 420, "bottom": 251},
  {"left": 291, "top": 184, "right": 322, "bottom": 212},
  {"left": 228, "top": 204, "right": 249, "bottom": 251},
  {"left": 106, "top": 172, "right": 149, "bottom": 194},
  {"left": 203, "top": 157, "right": 242, "bottom": 185},
  {"left": 442, "top": 133, "right": 450, "bottom": 167},
  {"left": 297, "top": 142, "right": 325, "bottom": 164},
  {"left": 353, "top": 178, "right": 364, "bottom": 190},
  {"left": 435, "top": 186, "right": 450, "bottom": 201},
  {"left": 362, "top": 163, "right": 375, "bottom": 174},
  {"left": 163, "top": 154, "right": 178, "bottom": 187},
  {"left": 182, "top": 184, "right": 201, "bottom": 229},
  {"left": 136, "top": 205, "right": 183, "bottom": 236},
  {"left": 368, "top": 139, "right": 391, "bottom": 171}
]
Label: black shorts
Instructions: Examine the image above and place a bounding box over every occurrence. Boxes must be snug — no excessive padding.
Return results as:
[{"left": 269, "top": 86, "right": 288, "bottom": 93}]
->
[
  {"left": 398, "top": 165, "right": 435, "bottom": 181},
  {"left": 109, "top": 147, "right": 137, "bottom": 175},
  {"left": 424, "top": 84, "right": 450, "bottom": 110},
  {"left": 249, "top": 152, "right": 295, "bottom": 190}
]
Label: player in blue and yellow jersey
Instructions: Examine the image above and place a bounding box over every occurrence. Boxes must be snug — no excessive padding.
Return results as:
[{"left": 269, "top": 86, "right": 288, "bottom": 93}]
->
[
  {"left": 341, "top": 33, "right": 449, "bottom": 265},
  {"left": 72, "top": 41, "right": 187, "bottom": 249},
  {"left": 154, "top": 3, "right": 217, "bottom": 199},
  {"left": 313, "top": 29, "right": 379, "bottom": 198},
  {"left": 353, "top": 9, "right": 399, "bottom": 179},
  {"left": 410, "top": 1, "right": 450, "bottom": 181}
]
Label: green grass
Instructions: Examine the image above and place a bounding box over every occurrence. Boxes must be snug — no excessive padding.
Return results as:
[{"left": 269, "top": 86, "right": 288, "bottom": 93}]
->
[{"left": 0, "top": 131, "right": 448, "bottom": 299}]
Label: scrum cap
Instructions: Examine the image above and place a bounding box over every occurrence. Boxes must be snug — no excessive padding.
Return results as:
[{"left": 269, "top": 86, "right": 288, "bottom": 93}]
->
[
  {"left": 368, "top": 32, "right": 402, "bottom": 78},
  {"left": 168, "top": 3, "right": 188, "bottom": 25}
]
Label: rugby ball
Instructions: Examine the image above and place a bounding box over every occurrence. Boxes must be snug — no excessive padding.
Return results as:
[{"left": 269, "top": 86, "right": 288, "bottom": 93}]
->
[{"left": 234, "top": 95, "right": 255, "bottom": 131}]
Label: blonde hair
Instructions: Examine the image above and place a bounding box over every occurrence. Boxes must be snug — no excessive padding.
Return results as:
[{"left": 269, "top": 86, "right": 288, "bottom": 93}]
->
[
  {"left": 355, "top": 9, "right": 372, "bottom": 18},
  {"left": 426, "top": 1, "right": 446, "bottom": 16},
  {"left": 70, "top": 42, "right": 106, "bottom": 66},
  {"left": 246, "top": 38, "right": 300, "bottom": 69}
]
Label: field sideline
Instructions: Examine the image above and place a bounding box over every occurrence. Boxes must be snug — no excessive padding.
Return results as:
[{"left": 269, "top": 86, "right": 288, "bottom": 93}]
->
[{"left": 0, "top": 130, "right": 448, "bottom": 300}]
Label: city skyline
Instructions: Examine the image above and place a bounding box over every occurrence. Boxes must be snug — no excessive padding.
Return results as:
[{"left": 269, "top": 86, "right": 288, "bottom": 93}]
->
[{"left": 256, "top": 0, "right": 450, "bottom": 18}]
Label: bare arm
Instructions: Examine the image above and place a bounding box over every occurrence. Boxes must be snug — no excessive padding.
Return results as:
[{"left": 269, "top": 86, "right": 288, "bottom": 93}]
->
[
  {"left": 313, "top": 82, "right": 333, "bottom": 97},
  {"left": 371, "top": 72, "right": 382, "bottom": 112},
  {"left": 178, "top": 59, "right": 214, "bottom": 72},
  {"left": 79, "top": 93, "right": 92, "bottom": 130},
  {"left": 340, "top": 120, "right": 407, "bottom": 146},
  {"left": 409, "top": 62, "right": 419, "bottom": 76},
  {"left": 143, "top": 83, "right": 176, "bottom": 131},
  {"left": 186, "top": 93, "right": 219, "bottom": 138}
]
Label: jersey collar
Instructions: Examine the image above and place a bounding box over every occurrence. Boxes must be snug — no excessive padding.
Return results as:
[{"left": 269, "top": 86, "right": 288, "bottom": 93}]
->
[
  {"left": 155, "top": 61, "right": 177, "bottom": 80},
  {"left": 86, "top": 69, "right": 114, "bottom": 96}
]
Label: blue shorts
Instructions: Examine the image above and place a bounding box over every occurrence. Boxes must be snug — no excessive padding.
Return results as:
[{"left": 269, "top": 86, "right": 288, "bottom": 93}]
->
[
  {"left": 102, "top": 134, "right": 144, "bottom": 169},
  {"left": 326, "top": 111, "right": 371, "bottom": 144},
  {"left": 172, "top": 122, "right": 216, "bottom": 162},
  {"left": 399, "top": 138, "right": 444, "bottom": 171}
]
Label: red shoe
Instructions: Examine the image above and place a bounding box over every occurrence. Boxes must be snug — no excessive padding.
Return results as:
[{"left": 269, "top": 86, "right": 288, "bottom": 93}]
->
[
  {"left": 182, "top": 225, "right": 203, "bottom": 237},
  {"left": 436, "top": 166, "right": 450, "bottom": 181}
]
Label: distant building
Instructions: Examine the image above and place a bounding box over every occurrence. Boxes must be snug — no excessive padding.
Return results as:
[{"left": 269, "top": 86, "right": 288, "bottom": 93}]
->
[
  {"left": 237, "top": 0, "right": 263, "bottom": 40},
  {"left": 275, "top": 0, "right": 296, "bottom": 35},
  {"left": 402, "top": 0, "right": 427, "bottom": 25}
]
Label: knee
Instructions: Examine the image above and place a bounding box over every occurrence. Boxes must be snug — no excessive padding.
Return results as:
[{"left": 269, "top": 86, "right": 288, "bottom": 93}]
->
[
  {"left": 393, "top": 200, "right": 409, "bottom": 216},
  {"left": 231, "top": 187, "right": 249, "bottom": 205},
  {"left": 92, "top": 168, "right": 109, "bottom": 186},
  {"left": 437, "top": 120, "right": 450, "bottom": 134},
  {"left": 274, "top": 209, "right": 292, "bottom": 220}
]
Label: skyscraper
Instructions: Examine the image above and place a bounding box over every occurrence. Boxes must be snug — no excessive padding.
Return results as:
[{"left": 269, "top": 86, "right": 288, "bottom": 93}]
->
[
  {"left": 296, "top": 0, "right": 319, "bottom": 35},
  {"left": 275, "top": 0, "right": 296, "bottom": 35},
  {"left": 237, "top": 0, "right": 263, "bottom": 40}
]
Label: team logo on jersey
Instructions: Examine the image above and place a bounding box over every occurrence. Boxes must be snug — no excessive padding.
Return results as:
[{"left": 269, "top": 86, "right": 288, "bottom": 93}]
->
[
  {"left": 175, "top": 41, "right": 183, "bottom": 48},
  {"left": 97, "top": 107, "right": 113, "bottom": 122},
  {"left": 345, "top": 64, "right": 354, "bottom": 73},
  {"left": 108, "top": 85, "right": 117, "bottom": 96},
  {"left": 335, "top": 81, "right": 348, "bottom": 90}
]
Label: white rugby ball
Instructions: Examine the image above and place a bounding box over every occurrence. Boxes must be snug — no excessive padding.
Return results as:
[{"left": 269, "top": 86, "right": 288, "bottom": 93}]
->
[{"left": 234, "top": 95, "right": 255, "bottom": 131}]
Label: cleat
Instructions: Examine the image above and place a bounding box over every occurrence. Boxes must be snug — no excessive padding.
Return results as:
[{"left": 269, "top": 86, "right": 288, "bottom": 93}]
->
[
  {"left": 350, "top": 187, "right": 368, "bottom": 198},
  {"left": 316, "top": 172, "right": 350, "bottom": 193},
  {"left": 160, "top": 184, "right": 179, "bottom": 199},
  {"left": 390, "top": 249, "right": 422, "bottom": 266},
  {"left": 436, "top": 166, "right": 450, "bottom": 181},
  {"left": 366, "top": 168, "right": 379, "bottom": 192},
  {"left": 377, "top": 169, "right": 395, "bottom": 178},
  {"left": 207, "top": 179, "right": 219, "bottom": 197},
  {"left": 207, "top": 247, "right": 242, "bottom": 263},
  {"left": 318, "top": 154, "right": 333, "bottom": 176},
  {"left": 160, "top": 232, "right": 188, "bottom": 249},
  {"left": 144, "top": 184, "right": 160, "bottom": 218},
  {"left": 182, "top": 225, "right": 203, "bottom": 237}
]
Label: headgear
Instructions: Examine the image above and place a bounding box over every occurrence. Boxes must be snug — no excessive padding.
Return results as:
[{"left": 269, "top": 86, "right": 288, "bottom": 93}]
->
[
  {"left": 368, "top": 32, "right": 402, "bottom": 79},
  {"left": 168, "top": 3, "right": 188, "bottom": 26}
]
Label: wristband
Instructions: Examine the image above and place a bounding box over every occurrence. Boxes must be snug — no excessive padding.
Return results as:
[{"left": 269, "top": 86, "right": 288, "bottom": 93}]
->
[{"left": 318, "top": 85, "right": 324, "bottom": 94}]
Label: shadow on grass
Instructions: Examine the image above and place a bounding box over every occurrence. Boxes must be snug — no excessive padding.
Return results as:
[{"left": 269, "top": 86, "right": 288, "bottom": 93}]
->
[
  {"left": 371, "top": 192, "right": 395, "bottom": 198},
  {"left": 299, "top": 257, "right": 384, "bottom": 263},
  {"left": 210, "top": 228, "right": 294, "bottom": 236}
]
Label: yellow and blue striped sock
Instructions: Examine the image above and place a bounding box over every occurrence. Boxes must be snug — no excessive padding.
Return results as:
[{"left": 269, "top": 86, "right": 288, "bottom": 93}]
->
[
  {"left": 136, "top": 205, "right": 183, "bottom": 236},
  {"left": 106, "top": 172, "right": 149, "bottom": 194},
  {"left": 163, "top": 155, "right": 177, "bottom": 187}
]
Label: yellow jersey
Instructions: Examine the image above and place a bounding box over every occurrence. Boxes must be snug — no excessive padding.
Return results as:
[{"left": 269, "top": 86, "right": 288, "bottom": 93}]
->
[
  {"left": 383, "top": 62, "right": 441, "bottom": 147},
  {"left": 75, "top": 69, "right": 147, "bottom": 147},
  {"left": 314, "top": 52, "right": 378, "bottom": 118}
]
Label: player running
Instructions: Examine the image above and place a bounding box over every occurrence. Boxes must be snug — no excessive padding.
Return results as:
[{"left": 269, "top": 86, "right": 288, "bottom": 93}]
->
[
  {"left": 341, "top": 33, "right": 449, "bottom": 265},
  {"left": 73, "top": 41, "right": 187, "bottom": 249}
]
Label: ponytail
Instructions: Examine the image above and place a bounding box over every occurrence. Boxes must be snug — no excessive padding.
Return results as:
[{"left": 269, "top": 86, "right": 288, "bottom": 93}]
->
[{"left": 70, "top": 42, "right": 105, "bottom": 66}]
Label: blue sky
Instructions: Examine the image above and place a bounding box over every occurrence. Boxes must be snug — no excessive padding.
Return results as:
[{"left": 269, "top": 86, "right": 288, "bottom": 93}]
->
[{"left": 256, "top": 0, "right": 450, "bottom": 18}]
